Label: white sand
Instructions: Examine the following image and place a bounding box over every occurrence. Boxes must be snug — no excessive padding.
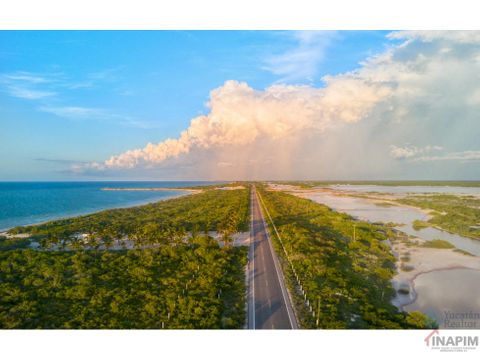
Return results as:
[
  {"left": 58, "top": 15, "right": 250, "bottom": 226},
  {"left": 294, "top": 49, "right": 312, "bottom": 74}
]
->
[
  {"left": 0, "top": 231, "right": 30, "bottom": 239},
  {"left": 206, "top": 231, "right": 250, "bottom": 247}
]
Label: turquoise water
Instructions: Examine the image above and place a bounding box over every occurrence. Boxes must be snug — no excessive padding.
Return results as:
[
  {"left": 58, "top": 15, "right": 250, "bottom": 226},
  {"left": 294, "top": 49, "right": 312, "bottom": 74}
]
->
[{"left": 0, "top": 181, "right": 217, "bottom": 230}]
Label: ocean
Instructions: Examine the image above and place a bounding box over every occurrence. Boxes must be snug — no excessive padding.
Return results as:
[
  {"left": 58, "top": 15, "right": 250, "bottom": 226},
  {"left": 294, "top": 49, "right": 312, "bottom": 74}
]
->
[{"left": 0, "top": 181, "right": 218, "bottom": 231}]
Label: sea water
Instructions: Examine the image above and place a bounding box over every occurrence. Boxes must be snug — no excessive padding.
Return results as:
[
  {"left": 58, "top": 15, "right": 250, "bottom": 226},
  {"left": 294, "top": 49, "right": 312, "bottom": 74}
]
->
[{"left": 0, "top": 181, "right": 217, "bottom": 230}]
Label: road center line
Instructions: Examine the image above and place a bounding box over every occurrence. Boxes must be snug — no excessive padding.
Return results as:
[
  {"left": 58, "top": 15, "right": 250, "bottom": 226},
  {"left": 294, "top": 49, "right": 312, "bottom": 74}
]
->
[{"left": 256, "top": 189, "right": 298, "bottom": 329}]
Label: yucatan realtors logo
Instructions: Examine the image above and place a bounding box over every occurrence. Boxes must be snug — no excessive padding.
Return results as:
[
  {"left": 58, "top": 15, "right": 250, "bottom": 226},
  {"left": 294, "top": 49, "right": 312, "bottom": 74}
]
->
[
  {"left": 444, "top": 311, "right": 480, "bottom": 328},
  {"left": 424, "top": 330, "right": 478, "bottom": 352}
]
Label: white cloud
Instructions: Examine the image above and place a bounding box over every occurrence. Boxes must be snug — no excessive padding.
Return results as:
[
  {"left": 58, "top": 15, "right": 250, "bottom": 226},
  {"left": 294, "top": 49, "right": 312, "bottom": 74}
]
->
[
  {"left": 263, "top": 31, "right": 336, "bottom": 83},
  {"left": 389, "top": 144, "right": 443, "bottom": 160},
  {"left": 39, "top": 105, "right": 155, "bottom": 129},
  {"left": 7, "top": 86, "right": 56, "bottom": 99},
  {"left": 0, "top": 72, "right": 58, "bottom": 99},
  {"left": 93, "top": 78, "right": 388, "bottom": 170},
  {"left": 414, "top": 150, "right": 480, "bottom": 162},
  {"left": 65, "top": 67, "right": 124, "bottom": 89},
  {"left": 39, "top": 106, "right": 104, "bottom": 118},
  {"left": 388, "top": 30, "right": 480, "bottom": 44},
  {"left": 83, "top": 31, "right": 480, "bottom": 179},
  {"left": 0, "top": 68, "right": 127, "bottom": 110},
  {"left": 0, "top": 70, "right": 155, "bottom": 128},
  {"left": 3, "top": 73, "right": 50, "bottom": 84},
  {"left": 389, "top": 145, "right": 420, "bottom": 159}
]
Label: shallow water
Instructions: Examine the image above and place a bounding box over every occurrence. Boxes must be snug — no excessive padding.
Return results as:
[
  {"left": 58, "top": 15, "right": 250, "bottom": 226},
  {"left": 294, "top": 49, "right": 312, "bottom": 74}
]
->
[
  {"left": 302, "top": 193, "right": 480, "bottom": 256},
  {"left": 329, "top": 184, "right": 480, "bottom": 195},
  {"left": 301, "top": 190, "right": 480, "bottom": 328},
  {"left": 405, "top": 269, "right": 480, "bottom": 328}
]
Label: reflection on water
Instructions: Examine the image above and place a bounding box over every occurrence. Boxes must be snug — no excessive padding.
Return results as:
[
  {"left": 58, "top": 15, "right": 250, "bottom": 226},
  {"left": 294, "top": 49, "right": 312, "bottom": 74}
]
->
[
  {"left": 405, "top": 269, "right": 480, "bottom": 328},
  {"left": 301, "top": 190, "right": 480, "bottom": 328},
  {"left": 329, "top": 184, "right": 480, "bottom": 195},
  {"left": 302, "top": 193, "right": 480, "bottom": 256}
]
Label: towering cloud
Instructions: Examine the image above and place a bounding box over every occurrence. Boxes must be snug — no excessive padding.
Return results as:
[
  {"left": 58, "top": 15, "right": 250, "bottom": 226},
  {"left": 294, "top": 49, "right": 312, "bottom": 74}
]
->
[
  {"left": 96, "top": 77, "right": 390, "bottom": 170},
  {"left": 85, "top": 31, "right": 480, "bottom": 179}
]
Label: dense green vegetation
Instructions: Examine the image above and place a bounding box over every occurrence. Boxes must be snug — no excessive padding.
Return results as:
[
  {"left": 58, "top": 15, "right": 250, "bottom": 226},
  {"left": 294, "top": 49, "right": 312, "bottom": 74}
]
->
[
  {"left": 257, "top": 186, "right": 434, "bottom": 329},
  {"left": 412, "top": 219, "right": 430, "bottom": 230},
  {"left": 398, "top": 194, "right": 480, "bottom": 239},
  {"left": 0, "top": 242, "right": 247, "bottom": 329},
  {"left": 274, "top": 180, "right": 480, "bottom": 188},
  {"left": 9, "top": 188, "right": 250, "bottom": 249},
  {"left": 421, "top": 239, "right": 455, "bottom": 249},
  {"left": 1, "top": 188, "right": 250, "bottom": 329},
  {"left": 0, "top": 236, "right": 31, "bottom": 251}
]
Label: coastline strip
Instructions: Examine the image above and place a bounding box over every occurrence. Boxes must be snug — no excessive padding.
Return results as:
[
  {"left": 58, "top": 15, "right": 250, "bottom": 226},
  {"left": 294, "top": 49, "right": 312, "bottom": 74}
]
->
[{"left": 101, "top": 187, "right": 202, "bottom": 193}]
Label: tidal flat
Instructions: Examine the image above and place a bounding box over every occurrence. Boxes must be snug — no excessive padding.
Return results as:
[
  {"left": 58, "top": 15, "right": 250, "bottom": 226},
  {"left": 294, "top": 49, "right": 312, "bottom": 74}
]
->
[{"left": 271, "top": 183, "right": 480, "bottom": 328}]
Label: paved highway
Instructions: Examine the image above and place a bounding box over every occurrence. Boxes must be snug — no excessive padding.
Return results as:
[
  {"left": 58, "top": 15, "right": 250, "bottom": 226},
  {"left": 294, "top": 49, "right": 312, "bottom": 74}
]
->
[{"left": 247, "top": 186, "right": 298, "bottom": 329}]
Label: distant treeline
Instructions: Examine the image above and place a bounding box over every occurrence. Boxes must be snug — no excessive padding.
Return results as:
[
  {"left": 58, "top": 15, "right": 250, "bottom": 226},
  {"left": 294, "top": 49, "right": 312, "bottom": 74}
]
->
[{"left": 274, "top": 180, "right": 480, "bottom": 188}]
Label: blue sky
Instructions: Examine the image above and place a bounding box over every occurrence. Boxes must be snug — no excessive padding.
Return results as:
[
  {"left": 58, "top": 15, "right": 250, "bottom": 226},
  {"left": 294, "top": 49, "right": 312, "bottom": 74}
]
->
[
  {"left": 0, "top": 31, "right": 392, "bottom": 180},
  {"left": 2, "top": 31, "right": 479, "bottom": 180}
]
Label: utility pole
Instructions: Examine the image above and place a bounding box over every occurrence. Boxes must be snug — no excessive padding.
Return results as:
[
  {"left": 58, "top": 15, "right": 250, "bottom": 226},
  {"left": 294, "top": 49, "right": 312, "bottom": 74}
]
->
[{"left": 316, "top": 297, "right": 320, "bottom": 327}]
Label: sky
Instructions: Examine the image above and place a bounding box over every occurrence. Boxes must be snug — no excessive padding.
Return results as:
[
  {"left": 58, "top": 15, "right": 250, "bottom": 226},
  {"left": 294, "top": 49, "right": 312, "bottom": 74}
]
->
[{"left": 1, "top": 30, "right": 479, "bottom": 180}]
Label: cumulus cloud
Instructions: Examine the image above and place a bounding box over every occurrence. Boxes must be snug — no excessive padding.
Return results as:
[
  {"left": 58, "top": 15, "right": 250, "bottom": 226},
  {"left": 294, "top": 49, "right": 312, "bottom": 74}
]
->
[
  {"left": 84, "top": 31, "right": 480, "bottom": 180},
  {"left": 93, "top": 77, "right": 389, "bottom": 170}
]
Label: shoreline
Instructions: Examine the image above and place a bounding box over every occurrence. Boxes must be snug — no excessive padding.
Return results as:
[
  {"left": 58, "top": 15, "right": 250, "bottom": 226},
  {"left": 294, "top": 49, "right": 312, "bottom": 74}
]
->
[
  {"left": 101, "top": 187, "right": 202, "bottom": 193},
  {"left": 391, "top": 241, "right": 480, "bottom": 309},
  {"left": 0, "top": 191, "right": 191, "bottom": 233},
  {"left": 394, "top": 265, "right": 480, "bottom": 310}
]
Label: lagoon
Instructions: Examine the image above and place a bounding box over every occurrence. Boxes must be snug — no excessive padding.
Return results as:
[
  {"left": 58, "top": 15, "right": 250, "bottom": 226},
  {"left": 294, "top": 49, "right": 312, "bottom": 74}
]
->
[
  {"left": 405, "top": 269, "right": 480, "bottom": 328},
  {"left": 328, "top": 184, "right": 480, "bottom": 195}
]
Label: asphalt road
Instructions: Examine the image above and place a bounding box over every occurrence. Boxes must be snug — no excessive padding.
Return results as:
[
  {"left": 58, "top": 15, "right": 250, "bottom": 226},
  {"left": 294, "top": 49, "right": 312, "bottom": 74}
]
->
[{"left": 247, "top": 186, "right": 298, "bottom": 329}]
